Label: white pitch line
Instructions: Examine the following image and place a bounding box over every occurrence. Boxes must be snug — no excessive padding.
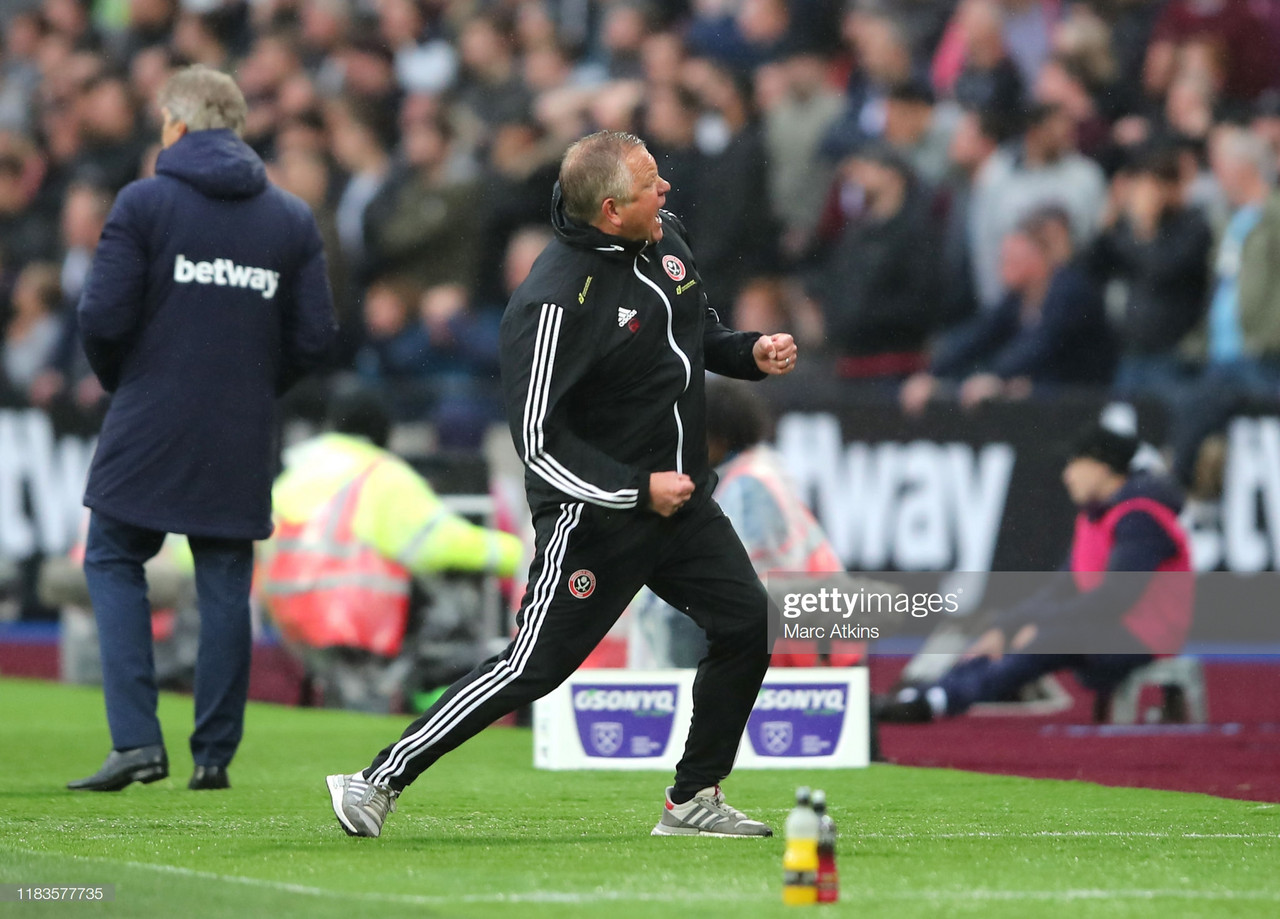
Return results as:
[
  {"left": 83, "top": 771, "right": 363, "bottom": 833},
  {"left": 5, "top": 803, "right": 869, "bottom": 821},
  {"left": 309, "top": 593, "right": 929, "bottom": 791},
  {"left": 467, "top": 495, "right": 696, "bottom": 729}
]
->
[
  {"left": 858, "top": 831, "right": 1280, "bottom": 840},
  {"left": 871, "top": 889, "right": 1280, "bottom": 903},
  {"left": 0, "top": 847, "right": 762, "bottom": 906},
  {"left": 5, "top": 847, "right": 1279, "bottom": 906}
]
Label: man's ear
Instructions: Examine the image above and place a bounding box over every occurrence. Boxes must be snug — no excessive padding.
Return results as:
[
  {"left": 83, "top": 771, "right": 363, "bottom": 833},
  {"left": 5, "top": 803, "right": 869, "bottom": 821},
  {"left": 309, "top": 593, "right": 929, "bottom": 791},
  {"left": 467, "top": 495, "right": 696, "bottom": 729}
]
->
[{"left": 600, "top": 196, "right": 623, "bottom": 229}]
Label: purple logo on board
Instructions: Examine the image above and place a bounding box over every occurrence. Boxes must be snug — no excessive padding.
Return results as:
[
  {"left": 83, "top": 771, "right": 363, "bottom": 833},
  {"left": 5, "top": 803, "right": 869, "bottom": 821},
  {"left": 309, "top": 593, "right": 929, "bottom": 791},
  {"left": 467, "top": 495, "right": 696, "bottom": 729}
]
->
[
  {"left": 747, "top": 684, "right": 846, "bottom": 757},
  {"left": 572, "top": 684, "right": 678, "bottom": 758}
]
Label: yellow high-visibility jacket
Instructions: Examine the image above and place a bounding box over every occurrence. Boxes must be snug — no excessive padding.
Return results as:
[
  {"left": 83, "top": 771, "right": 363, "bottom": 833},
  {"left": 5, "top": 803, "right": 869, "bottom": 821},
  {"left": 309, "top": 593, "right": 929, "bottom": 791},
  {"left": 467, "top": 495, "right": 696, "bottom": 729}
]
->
[
  {"left": 271, "top": 433, "right": 521, "bottom": 578},
  {"left": 260, "top": 433, "right": 521, "bottom": 655}
]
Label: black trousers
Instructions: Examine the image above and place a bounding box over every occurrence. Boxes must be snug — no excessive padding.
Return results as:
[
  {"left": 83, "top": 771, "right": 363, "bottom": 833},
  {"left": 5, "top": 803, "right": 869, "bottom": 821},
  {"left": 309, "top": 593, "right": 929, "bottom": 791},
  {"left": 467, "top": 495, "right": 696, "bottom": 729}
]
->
[{"left": 365, "top": 497, "right": 771, "bottom": 794}]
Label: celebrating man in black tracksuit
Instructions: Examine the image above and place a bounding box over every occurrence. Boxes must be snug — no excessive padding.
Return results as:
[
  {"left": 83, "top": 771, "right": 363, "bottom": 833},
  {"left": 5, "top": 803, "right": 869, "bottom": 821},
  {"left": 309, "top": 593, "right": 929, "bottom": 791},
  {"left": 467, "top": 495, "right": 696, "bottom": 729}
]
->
[{"left": 329, "top": 130, "right": 797, "bottom": 838}]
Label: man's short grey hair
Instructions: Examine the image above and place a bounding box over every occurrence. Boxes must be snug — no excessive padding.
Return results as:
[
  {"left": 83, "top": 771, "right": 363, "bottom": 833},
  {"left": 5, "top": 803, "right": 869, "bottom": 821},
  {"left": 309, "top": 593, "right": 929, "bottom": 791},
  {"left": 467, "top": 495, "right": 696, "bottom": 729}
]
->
[
  {"left": 157, "top": 66, "right": 248, "bottom": 136},
  {"left": 559, "top": 131, "right": 647, "bottom": 224},
  {"left": 1219, "top": 127, "right": 1276, "bottom": 186}
]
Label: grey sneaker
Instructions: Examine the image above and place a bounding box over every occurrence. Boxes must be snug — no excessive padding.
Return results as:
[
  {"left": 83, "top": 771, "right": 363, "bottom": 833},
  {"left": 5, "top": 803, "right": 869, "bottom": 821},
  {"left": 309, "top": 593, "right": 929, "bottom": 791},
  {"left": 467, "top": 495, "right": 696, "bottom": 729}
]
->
[
  {"left": 651, "top": 785, "right": 773, "bottom": 837},
  {"left": 327, "top": 772, "right": 398, "bottom": 838}
]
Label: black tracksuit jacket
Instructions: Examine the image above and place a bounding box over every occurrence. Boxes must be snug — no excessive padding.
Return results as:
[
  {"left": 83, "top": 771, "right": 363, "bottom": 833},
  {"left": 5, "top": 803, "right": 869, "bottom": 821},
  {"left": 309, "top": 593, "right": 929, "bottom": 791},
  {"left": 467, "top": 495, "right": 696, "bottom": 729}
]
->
[{"left": 499, "top": 185, "right": 766, "bottom": 518}]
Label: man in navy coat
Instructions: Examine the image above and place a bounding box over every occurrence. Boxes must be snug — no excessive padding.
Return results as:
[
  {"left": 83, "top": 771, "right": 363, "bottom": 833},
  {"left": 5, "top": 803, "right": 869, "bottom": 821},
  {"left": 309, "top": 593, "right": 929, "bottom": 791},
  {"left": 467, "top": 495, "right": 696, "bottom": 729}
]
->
[{"left": 68, "top": 66, "right": 336, "bottom": 791}]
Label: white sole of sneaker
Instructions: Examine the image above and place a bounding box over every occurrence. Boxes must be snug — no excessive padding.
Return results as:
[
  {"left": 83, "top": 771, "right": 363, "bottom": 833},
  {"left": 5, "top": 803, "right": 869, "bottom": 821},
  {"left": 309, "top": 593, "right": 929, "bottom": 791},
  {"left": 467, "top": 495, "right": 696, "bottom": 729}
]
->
[
  {"left": 651, "top": 823, "right": 772, "bottom": 838},
  {"left": 327, "top": 773, "right": 372, "bottom": 838}
]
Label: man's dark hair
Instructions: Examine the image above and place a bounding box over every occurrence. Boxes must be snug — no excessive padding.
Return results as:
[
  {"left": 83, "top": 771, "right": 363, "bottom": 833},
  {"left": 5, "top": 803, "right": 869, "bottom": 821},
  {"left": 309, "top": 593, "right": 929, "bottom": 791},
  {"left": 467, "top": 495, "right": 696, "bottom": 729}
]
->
[
  {"left": 1022, "top": 101, "right": 1064, "bottom": 130},
  {"left": 559, "top": 130, "right": 647, "bottom": 224},
  {"left": 341, "top": 94, "right": 398, "bottom": 151},
  {"left": 975, "top": 107, "right": 1021, "bottom": 145},
  {"left": 1016, "top": 203, "right": 1072, "bottom": 253},
  {"left": 1132, "top": 146, "right": 1183, "bottom": 185},
  {"left": 326, "top": 385, "right": 393, "bottom": 449},
  {"left": 706, "top": 380, "right": 771, "bottom": 455},
  {"left": 888, "top": 78, "right": 935, "bottom": 107}
]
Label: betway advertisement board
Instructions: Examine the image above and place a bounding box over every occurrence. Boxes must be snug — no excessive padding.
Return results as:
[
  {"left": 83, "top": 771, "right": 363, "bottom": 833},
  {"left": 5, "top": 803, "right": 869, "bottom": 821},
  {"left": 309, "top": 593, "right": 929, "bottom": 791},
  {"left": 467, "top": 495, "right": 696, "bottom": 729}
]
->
[{"left": 533, "top": 668, "right": 869, "bottom": 770}]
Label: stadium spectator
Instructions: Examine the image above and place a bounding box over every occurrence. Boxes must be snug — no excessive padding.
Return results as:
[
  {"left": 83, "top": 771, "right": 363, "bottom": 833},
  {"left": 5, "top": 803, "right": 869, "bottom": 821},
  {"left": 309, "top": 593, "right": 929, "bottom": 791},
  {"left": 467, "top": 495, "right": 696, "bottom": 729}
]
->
[
  {"left": 683, "top": 58, "right": 778, "bottom": 317},
  {"left": 335, "top": 33, "right": 401, "bottom": 112},
  {"left": 270, "top": 147, "right": 350, "bottom": 339},
  {"left": 598, "top": 0, "right": 652, "bottom": 80},
  {"left": 1049, "top": 4, "right": 1124, "bottom": 117},
  {"left": 115, "top": 0, "right": 178, "bottom": 64},
  {"left": 326, "top": 95, "right": 393, "bottom": 274},
  {"left": 71, "top": 74, "right": 148, "bottom": 193},
  {"left": 0, "top": 11, "right": 44, "bottom": 132},
  {"left": 934, "top": 106, "right": 1008, "bottom": 329},
  {"left": 1033, "top": 56, "right": 1112, "bottom": 159},
  {"left": 172, "top": 11, "right": 232, "bottom": 72},
  {"left": 0, "top": 133, "right": 58, "bottom": 275},
  {"left": 27, "top": 181, "right": 113, "bottom": 418},
  {"left": 378, "top": 0, "right": 457, "bottom": 96},
  {"left": 1170, "top": 127, "right": 1280, "bottom": 486},
  {"left": 1144, "top": 0, "right": 1276, "bottom": 104},
  {"left": 1088, "top": 148, "right": 1212, "bottom": 400},
  {"left": 1000, "top": 0, "right": 1058, "bottom": 92},
  {"left": 57, "top": 180, "right": 110, "bottom": 306},
  {"left": 969, "top": 102, "right": 1107, "bottom": 310},
  {"left": 362, "top": 109, "right": 481, "bottom": 292},
  {"left": 821, "top": 7, "right": 919, "bottom": 160},
  {"left": 68, "top": 66, "right": 335, "bottom": 793},
  {"left": 642, "top": 80, "right": 700, "bottom": 211},
  {"left": 355, "top": 275, "right": 429, "bottom": 383},
  {"left": 760, "top": 50, "right": 844, "bottom": 263},
  {"left": 883, "top": 77, "right": 954, "bottom": 187},
  {"left": 877, "top": 421, "right": 1192, "bottom": 722},
  {"left": 453, "top": 13, "right": 532, "bottom": 143},
  {"left": 901, "top": 207, "right": 1115, "bottom": 414},
  {"left": 952, "top": 0, "right": 1025, "bottom": 115},
  {"left": 810, "top": 143, "right": 940, "bottom": 386},
  {"left": 260, "top": 385, "right": 521, "bottom": 713},
  {"left": 2, "top": 261, "right": 61, "bottom": 397},
  {"left": 472, "top": 115, "right": 564, "bottom": 305}
]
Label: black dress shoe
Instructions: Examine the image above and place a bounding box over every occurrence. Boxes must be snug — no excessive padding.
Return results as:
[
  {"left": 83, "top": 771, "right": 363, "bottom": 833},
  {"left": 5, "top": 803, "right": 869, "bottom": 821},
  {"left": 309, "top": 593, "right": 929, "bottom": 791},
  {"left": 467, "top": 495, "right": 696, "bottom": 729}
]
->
[
  {"left": 189, "top": 765, "right": 230, "bottom": 790},
  {"left": 67, "top": 745, "right": 168, "bottom": 791}
]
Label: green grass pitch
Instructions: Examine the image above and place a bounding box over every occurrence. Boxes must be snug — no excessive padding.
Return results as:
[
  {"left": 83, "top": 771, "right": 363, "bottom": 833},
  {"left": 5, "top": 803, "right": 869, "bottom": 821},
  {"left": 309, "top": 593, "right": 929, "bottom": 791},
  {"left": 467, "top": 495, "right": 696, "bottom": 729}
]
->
[{"left": 1, "top": 677, "right": 1277, "bottom": 919}]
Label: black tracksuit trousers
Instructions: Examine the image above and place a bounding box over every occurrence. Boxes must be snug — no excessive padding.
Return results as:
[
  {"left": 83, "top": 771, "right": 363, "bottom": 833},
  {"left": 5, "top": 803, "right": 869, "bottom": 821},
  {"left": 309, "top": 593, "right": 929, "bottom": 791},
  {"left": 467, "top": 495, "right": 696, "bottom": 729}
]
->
[{"left": 364, "top": 496, "right": 771, "bottom": 796}]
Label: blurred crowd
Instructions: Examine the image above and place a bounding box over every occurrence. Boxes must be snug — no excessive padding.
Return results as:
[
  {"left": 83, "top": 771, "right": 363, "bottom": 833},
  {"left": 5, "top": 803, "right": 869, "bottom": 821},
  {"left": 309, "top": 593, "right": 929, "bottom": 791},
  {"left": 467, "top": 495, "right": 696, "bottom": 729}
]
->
[{"left": 0, "top": 0, "right": 1279, "bottom": 483}]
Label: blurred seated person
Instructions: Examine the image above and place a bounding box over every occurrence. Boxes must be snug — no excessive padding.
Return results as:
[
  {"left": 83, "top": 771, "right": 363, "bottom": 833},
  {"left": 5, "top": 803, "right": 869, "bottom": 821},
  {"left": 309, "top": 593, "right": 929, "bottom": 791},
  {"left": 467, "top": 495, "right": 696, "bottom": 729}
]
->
[
  {"left": 629, "top": 380, "right": 858, "bottom": 668},
  {"left": 1087, "top": 148, "right": 1211, "bottom": 400},
  {"left": 901, "top": 207, "right": 1115, "bottom": 415},
  {"left": 354, "top": 276, "right": 502, "bottom": 448},
  {"left": 2, "top": 262, "right": 62, "bottom": 399},
  {"left": 259, "top": 386, "right": 522, "bottom": 712},
  {"left": 807, "top": 143, "right": 941, "bottom": 388},
  {"left": 878, "top": 423, "right": 1192, "bottom": 723}
]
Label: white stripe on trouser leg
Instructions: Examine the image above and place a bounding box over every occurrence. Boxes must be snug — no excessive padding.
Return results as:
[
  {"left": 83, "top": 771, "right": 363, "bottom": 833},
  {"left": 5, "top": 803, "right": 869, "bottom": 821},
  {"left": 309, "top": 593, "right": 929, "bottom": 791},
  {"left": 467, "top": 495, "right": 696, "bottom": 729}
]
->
[
  {"left": 370, "top": 503, "right": 578, "bottom": 784},
  {"left": 370, "top": 503, "right": 582, "bottom": 783},
  {"left": 370, "top": 504, "right": 582, "bottom": 785}
]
